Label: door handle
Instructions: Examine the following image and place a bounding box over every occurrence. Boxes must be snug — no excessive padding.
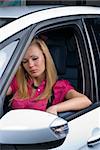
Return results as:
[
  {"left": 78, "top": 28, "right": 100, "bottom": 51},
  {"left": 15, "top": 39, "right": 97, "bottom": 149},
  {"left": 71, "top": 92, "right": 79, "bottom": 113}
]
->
[
  {"left": 87, "top": 127, "right": 100, "bottom": 147},
  {"left": 87, "top": 134, "right": 100, "bottom": 147}
]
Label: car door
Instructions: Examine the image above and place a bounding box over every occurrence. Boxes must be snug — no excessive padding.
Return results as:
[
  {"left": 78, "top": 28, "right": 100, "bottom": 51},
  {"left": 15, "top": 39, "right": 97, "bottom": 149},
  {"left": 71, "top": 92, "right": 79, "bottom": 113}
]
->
[
  {"left": 32, "top": 16, "right": 100, "bottom": 150},
  {"left": 0, "top": 11, "right": 70, "bottom": 150},
  {"left": 0, "top": 7, "right": 100, "bottom": 150},
  {"left": 0, "top": 21, "right": 68, "bottom": 150},
  {"left": 0, "top": 25, "right": 35, "bottom": 117}
]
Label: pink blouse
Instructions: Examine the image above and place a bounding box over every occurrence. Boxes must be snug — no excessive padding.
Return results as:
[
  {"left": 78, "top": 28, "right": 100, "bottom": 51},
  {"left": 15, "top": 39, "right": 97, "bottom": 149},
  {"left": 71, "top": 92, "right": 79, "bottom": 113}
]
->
[{"left": 10, "top": 77, "right": 74, "bottom": 111}]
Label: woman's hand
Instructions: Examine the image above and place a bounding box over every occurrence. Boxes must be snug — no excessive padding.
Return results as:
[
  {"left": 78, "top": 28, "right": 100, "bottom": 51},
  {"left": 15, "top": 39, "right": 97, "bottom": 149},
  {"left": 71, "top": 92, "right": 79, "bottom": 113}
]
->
[
  {"left": 46, "top": 89, "right": 92, "bottom": 115},
  {"left": 46, "top": 105, "right": 58, "bottom": 115}
]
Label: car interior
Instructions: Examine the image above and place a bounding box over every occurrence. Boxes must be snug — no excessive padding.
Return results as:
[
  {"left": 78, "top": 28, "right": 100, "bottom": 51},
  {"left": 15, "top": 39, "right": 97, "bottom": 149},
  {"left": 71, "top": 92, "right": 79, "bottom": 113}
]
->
[
  {"left": 3, "top": 26, "right": 90, "bottom": 120},
  {"left": 39, "top": 27, "right": 83, "bottom": 91},
  {"left": 38, "top": 27, "right": 83, "bottom": 118}
]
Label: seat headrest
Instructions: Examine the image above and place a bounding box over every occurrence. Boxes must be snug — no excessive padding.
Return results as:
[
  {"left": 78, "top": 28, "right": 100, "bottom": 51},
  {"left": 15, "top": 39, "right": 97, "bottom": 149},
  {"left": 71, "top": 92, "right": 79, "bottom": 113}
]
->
[{"left": 47, "top": 39, "right": 67, "bottom": 76}]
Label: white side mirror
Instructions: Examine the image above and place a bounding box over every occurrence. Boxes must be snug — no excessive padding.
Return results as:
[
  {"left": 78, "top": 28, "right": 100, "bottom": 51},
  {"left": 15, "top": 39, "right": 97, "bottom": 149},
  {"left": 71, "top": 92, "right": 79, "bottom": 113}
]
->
[{"left": 0, "top": 109, "right": 68, "bottom": 146}]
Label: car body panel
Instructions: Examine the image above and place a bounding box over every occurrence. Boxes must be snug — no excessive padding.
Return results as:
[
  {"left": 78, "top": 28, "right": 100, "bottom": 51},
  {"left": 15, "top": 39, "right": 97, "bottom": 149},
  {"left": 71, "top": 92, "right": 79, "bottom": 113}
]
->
[{"left": 53, "top": 107, "right": 100, "bottom": 150}]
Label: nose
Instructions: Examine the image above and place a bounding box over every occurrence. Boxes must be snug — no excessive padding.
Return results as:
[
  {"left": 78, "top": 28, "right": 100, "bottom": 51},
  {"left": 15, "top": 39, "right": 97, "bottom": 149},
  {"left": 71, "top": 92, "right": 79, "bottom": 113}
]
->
[{"left": 28, "top": 59, "right": 34, "bottom": 68}]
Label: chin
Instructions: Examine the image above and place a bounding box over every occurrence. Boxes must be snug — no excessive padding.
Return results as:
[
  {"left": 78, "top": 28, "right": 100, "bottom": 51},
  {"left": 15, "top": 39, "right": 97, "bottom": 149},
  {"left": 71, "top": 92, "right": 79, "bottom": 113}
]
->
[
  {"left": 30, "top": 71, "right": 45, "bottom": 79},
  {"left": 31, "top": 73, "right": 40, "bottom": 78}
]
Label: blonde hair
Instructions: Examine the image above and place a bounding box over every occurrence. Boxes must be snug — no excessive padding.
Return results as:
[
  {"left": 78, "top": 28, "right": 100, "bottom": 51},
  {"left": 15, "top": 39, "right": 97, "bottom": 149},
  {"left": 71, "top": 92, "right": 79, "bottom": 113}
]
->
[{"left": 16, "top": 38, "right": 58, "bottom": 100}]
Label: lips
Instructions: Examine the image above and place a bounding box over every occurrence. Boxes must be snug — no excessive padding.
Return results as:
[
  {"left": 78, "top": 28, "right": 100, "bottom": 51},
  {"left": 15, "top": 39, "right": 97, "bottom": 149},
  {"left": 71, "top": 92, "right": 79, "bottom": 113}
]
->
[{"left": 30, "top": 69, "right": 38, "bottom": 74}]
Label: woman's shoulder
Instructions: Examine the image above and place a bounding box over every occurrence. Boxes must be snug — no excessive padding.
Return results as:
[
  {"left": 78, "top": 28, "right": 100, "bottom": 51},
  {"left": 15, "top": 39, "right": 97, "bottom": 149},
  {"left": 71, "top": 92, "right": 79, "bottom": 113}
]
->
[
  {"left": 52, "top": 79, "right": 74, "bottom": 101},
  {"left": 53, "top": 79, "right": 74, "bottom": 90},
  {"left": 55, "top": 79, "right": 71, "bottom": 86}
]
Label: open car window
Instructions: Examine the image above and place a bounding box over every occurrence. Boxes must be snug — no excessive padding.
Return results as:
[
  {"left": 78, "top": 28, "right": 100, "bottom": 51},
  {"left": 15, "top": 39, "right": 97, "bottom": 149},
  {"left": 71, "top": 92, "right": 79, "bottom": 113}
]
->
[{"left": 38, "top": 24, "right": 86, "bottom": 95}]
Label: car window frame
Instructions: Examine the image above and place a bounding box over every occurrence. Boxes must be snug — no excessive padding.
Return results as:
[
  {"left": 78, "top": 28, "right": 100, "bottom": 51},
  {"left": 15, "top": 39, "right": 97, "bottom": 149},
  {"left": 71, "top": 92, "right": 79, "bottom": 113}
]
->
[
  {"left": 0, "top": 14, "right": 100, "bottom": 119},
  {"left": 0, "top": 25, "right": 36, "bottom": 105},
  {"left": 83, "top": 17, "right": 100, "bottom": 101},
  {"left": 34, "top": 16, "right": 92, "bottom": 96},
  {"left": 30, "top": 15, "right": 100, "bottom": 120}
]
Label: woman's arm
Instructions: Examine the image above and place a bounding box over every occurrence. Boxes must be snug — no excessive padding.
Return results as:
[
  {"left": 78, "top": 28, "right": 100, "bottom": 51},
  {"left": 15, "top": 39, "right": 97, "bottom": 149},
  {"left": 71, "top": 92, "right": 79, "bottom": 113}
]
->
[
  {"left": 46, "top": 89, "right": 92, "bottom": 115},
  {"left": 6, "top": 86, "right": 12, "bottom": 96}
]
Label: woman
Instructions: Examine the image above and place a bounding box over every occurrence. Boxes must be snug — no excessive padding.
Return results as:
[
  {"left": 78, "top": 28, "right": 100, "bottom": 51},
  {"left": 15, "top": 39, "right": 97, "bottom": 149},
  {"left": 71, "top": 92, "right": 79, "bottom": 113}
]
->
[{"left": 7, "top": 38, "right": 92, "bottom": 115}]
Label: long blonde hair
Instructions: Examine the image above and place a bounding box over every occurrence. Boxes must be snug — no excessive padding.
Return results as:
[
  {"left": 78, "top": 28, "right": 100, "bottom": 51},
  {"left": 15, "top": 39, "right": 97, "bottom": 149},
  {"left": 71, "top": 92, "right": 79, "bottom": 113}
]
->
[{"left": 16, "top": 38, "right": 58, "bottom": 100}]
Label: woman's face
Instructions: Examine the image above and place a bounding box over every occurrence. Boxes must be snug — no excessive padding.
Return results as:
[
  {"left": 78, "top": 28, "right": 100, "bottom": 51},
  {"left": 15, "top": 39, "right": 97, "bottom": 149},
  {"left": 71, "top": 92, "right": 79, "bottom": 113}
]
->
[{"left": 22, "top": 44, "right": 45, "bottom": 79}]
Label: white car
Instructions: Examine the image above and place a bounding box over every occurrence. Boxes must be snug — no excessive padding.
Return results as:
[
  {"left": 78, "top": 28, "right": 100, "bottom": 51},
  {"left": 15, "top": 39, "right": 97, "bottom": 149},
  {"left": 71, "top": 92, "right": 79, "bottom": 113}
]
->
[{"left": 0, "top": 5, "right": 100, "bottom": 150}]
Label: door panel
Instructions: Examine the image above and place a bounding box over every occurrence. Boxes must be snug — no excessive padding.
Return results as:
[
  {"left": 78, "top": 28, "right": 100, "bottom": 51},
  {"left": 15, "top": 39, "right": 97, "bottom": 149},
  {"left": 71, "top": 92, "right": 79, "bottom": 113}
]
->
[{"left": 53, "top": 107, "right": 100, "bottom": 150}]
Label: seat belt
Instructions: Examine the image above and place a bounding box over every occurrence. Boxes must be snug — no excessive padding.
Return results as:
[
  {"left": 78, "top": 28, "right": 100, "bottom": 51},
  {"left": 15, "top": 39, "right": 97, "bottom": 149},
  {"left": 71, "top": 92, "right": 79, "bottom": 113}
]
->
[{"left": 46, "top": 89, "right": 54, "bottom": 109}]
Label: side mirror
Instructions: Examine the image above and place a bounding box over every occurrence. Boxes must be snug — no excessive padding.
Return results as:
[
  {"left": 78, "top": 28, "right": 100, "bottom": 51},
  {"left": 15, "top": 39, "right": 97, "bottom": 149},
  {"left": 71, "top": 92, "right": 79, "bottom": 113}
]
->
[{"left": 0, "top": 109, "right": 68, "bottom": 149}]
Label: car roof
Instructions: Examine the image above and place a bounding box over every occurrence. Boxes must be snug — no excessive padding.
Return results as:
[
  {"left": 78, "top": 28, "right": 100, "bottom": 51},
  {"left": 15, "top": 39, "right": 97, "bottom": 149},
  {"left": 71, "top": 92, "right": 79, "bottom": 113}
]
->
[
  {"left": 0, "top": 5, "right": 59, "bottom": 18},
  {"left": 0, "top": 6, "right": 100, "bottom": 42},
  {"left": 0, "top": 5, "right": 100, "bottom": 18}
]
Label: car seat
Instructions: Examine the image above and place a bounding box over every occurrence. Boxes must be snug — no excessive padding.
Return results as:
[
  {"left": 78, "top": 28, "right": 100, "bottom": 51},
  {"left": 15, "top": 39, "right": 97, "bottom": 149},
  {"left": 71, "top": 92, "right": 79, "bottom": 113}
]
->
[
  {"left": 46, "top": 36, "right": 80, "bottom": 119},
  {"left": 46, "top": 36, "right": 80, "bottom": 90}
]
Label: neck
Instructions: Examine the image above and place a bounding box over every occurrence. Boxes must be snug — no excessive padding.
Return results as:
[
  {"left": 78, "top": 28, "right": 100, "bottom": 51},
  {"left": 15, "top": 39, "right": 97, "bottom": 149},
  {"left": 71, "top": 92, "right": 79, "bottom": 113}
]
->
[
  {"left": 32, "top": 84, "right": 38, "bottom": 89},
  {"left": 32, "top": 73, "right": 45, "bottom": 87}
]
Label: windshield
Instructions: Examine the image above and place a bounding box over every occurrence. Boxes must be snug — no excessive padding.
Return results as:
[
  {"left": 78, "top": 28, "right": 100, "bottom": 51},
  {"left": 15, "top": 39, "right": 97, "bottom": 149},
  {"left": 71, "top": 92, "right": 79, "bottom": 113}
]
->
[{"left": 0, "top": 18, "right": 15, "bottom": 28}]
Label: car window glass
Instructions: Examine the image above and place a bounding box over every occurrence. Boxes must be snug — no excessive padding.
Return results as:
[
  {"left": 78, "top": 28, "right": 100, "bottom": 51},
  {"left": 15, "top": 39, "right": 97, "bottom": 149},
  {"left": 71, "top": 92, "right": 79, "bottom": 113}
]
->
[{"left": 0, "top": 41, "right": 18, "bottom": 78}]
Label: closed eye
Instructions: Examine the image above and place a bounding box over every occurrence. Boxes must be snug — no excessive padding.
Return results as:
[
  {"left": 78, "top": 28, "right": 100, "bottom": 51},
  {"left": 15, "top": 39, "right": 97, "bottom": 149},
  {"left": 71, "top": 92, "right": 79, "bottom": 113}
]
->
[
  {"left": 22, "top": 60, "right": 28, "bottom": 64},
  {"left": 22, "top": 57, "right": 38, "bottom": 64},
  {"left": 32, "top": 57, "right": 38, "bottom": 61}
]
